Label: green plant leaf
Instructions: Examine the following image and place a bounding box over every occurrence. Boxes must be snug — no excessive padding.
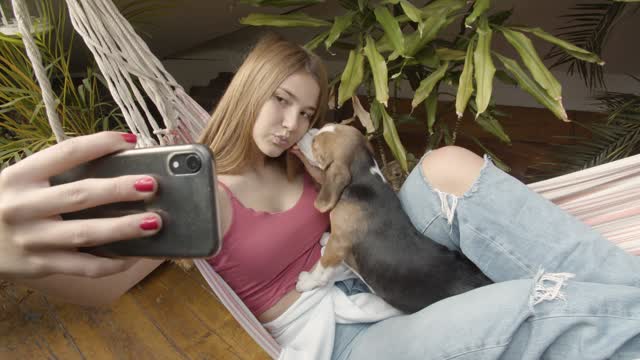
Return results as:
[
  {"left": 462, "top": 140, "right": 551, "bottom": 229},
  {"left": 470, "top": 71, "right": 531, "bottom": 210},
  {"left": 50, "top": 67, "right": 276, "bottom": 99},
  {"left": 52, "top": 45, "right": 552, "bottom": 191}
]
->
[
  {"left": 304, "top": 30, "right": 330, "bottom": 50},
  {"left": 456, "top": 37, "right": 475, "bottom": 118},
  {"left": 388, "top": 50, "right": 402, "bottom": 62},
  {"left": 475, "top": 113, "right": 511, "bottom": 143},
  {"left": 467, "top": 135, "right": 511, "bottom": 172},
  {"left": 338, "top": 50, "right": 365, "bottom": 107},
  {"left": 239, "top": 13, "right": 331, "bottom": 27},
  {"left": 352, "top": 95, "right": 376, "bottom": 133},
  {"left": 465, "top": 0, "right": 491, "bottom": 27},
  {"left": 417, "top": 20, "right": 426, "bottom": 37},
  {"left": 405, "top": 13, "right": 448, "bottom": 56},
  {"left": 514, "top": 26, "right": 605, "bottom": 65},
  {"left": 0, "top": 33, "right": 25, "bottom": 46},
  {"left": 421, "top": 0, "right": 466, "bottom": 14},
  {"left": 412, "top": 61, "right": 448, "bottom": 109},
  {"left": 435, "top": 47, "right": 466, "bottom": 61},
  {"left": 500, "top": 27, "right": 562, "bottom": 101},
  {"left": 375, "top": 35, "right": 395, "bottom": 53},
  {"left": 374, "top": 6, "right": 405, "bottom": 55},
  {"left": 364, "top": 35, "right": 389, "bottom": 106},
  {"left": 495, "top": 53, "right": 569, "bottom": 121},
  {"left": 495, "top": 69, "right": 518, "bottom": 86},
  {"left": 473, "top": 17, "right": 495, "bottom": 117},
  {"left": 425, "top": 90, "right": 438, "bottom": 135},
  {"left": 400, "top": 0, "right": 422, "bottom": 23},
  {"left": 325, "top": 12, "right": 356, "bottom": 50},
  {"left": 371, "top": 100, "right": 408, "bottom": 172},
  {"left": 545, "top": 3, "right": 624, "bottom": 89},
  {"left": 415, "top": 47, "right": 440, "bottom": 67}
]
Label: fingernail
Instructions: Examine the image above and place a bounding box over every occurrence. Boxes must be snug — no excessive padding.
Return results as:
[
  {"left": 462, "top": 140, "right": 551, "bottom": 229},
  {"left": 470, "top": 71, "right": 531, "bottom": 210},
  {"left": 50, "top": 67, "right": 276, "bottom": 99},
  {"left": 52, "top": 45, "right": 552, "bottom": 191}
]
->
[
  {"left": 134, "top": 177, "right": 155, "bottom": 192},
  {"left": 122, "top": 133, "right": 137, "bottom": 144},
  {"left": 140, "top": 217, "right": 159, "bottom": 231}
]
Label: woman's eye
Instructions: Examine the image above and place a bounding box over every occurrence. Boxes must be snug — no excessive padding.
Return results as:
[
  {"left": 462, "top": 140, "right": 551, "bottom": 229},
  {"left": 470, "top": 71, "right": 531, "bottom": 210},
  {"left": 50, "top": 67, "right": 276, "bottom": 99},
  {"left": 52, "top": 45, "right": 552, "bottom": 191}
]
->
[
  {"left": 301, "top": 112, "right": 313, "bottom": 120},
  {"left": 275, "top": 95, "right": 287, "bottom": 104}
]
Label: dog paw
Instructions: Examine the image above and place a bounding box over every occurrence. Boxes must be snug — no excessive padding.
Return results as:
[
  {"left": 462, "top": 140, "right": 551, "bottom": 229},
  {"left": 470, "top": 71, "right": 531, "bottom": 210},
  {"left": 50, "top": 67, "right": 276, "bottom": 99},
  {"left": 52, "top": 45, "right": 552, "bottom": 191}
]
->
[{"left": 296, "top": 271, "right": 321, "bottom": 292}]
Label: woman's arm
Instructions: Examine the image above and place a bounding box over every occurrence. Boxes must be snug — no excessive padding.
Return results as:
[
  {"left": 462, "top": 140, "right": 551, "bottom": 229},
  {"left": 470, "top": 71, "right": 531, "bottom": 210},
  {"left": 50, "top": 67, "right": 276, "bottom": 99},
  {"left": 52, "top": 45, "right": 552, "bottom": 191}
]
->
[
  {"left": 1, "top": 131, "right": 234, "bottom": 305},
  {"left": 0, "top": 132, "right": 167, "bottom": 306},
  {"left": 14, "top": 185, "right": 231, "bottom": 307},
  {"left": 16, "top": 258, "right": 163, "bottom": 306}
]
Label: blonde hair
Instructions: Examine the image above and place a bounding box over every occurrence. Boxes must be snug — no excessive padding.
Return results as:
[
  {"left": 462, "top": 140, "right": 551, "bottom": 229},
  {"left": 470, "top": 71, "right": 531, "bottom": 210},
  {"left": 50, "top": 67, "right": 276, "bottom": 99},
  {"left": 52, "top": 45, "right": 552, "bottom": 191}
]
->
[{"left": 198, "top": 33, "right": 329, "bottom": 174}]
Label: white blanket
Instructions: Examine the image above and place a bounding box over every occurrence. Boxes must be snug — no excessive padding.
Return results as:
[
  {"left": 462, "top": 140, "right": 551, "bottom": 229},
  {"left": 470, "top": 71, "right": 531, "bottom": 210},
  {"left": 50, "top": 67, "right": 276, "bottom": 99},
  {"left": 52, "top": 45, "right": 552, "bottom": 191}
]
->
[{"left": 262, "top": 233, "right": 403, "bottom": 360}]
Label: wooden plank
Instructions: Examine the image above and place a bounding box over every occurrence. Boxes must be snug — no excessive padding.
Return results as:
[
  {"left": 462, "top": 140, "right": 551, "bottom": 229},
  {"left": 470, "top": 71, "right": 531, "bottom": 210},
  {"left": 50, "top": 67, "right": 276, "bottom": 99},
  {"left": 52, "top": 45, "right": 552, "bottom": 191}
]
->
[
  {"left": 1, "top": 265, "right": 269, "bottom": 360},
  {"left": 128, "top": 264, "right": 244, "bottom": 360},
  {"left": 154, "top": 264, "right": 270, "bottom": 360},
  {"left": 0, "top": 285, "right": 59, "bottom": 360},
  {"left": 48, "top": 289, "right": 187, "bottom": 359},
  {"left": 6, "top": 286, "right": 85, "bottom": 360}
]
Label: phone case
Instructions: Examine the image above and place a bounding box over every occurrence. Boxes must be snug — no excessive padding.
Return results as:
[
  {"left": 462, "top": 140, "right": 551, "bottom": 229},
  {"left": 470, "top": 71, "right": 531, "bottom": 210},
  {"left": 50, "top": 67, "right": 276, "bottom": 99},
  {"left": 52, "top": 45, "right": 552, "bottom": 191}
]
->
[{"left": 49, "top": 144, "right": 220, "bottom": 258}]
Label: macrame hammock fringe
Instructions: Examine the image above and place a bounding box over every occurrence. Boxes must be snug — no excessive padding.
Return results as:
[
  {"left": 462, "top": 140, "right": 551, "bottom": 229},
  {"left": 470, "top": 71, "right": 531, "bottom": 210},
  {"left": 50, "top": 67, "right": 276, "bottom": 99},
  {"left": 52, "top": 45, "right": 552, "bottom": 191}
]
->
[{"left": 12, "top": 0, "right": 639, "bottom": 358}]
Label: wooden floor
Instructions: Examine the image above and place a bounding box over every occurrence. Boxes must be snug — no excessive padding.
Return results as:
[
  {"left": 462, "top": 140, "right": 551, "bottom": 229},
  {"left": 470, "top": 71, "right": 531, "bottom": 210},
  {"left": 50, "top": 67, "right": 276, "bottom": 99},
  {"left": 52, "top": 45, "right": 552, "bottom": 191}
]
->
[{"left": 0, "top": 263, "right": 270, "bottom": 359}]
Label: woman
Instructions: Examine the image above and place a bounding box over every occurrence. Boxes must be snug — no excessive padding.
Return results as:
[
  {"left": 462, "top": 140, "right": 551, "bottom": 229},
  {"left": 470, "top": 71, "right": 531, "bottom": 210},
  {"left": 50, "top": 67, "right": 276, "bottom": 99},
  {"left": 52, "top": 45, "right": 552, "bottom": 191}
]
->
[{"left": 1, "top": 34, "right": 639, "bottom": 359}]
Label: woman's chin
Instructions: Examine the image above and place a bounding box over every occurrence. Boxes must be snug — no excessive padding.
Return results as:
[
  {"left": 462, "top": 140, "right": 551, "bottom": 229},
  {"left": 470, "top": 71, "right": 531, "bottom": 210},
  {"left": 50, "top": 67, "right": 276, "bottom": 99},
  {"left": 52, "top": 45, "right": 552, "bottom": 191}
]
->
[{"left": 259, "top": 143, "right": 287, "bottom": 158}]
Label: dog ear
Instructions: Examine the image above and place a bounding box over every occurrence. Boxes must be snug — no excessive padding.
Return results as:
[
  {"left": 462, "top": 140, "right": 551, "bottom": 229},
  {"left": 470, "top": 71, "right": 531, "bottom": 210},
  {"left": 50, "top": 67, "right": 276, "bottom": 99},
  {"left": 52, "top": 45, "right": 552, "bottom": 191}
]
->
[{"left": 314, "top": 162, "right": 351, "bottom": 213}]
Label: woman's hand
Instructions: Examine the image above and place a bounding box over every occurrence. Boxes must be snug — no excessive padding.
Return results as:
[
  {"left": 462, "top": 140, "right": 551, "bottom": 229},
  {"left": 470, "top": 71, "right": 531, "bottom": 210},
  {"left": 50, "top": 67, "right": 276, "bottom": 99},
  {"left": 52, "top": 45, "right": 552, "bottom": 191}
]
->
[
  {"left": 0, "top": 132, "right": 163, "bottom": 279},
  {"left": 289, "top": 145, "right": 324, "bottom": 185}
]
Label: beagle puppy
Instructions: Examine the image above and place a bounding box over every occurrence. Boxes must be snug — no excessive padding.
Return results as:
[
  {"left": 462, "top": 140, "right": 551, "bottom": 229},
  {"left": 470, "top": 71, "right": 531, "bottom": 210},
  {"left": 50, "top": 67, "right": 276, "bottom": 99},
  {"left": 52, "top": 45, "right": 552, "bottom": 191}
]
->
[{"left": 296, "top": 124, "right": 492, "bottom": 313}]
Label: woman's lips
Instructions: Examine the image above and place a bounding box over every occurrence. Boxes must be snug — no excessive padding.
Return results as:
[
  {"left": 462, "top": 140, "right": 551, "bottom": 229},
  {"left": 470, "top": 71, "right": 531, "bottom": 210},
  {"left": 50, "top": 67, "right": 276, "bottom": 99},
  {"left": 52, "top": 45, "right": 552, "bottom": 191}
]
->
[{"left": 273, "top": 134, "right": 289, "bottom": 147}]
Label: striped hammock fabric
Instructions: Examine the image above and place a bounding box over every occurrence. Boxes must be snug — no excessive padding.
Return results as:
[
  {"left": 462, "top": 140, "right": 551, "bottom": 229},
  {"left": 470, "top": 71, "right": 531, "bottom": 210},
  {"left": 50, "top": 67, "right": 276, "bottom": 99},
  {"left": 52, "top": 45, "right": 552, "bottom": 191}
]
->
[{"left": 13, "top": 0, "right": 638, "bottom": 358}]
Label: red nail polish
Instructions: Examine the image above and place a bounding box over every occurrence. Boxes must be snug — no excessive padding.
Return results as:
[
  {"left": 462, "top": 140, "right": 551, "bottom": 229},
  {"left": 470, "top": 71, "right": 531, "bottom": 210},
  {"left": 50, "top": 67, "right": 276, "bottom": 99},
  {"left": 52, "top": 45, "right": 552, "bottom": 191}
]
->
[
  {"left": 134, "top": 177, "right": 155, "bottom": 192},
  {"left": 140, "top": 217, "right": 159, "bottom": 230},
  {"left": 122, "top": 133, "right": 137, "bottom": 143}
]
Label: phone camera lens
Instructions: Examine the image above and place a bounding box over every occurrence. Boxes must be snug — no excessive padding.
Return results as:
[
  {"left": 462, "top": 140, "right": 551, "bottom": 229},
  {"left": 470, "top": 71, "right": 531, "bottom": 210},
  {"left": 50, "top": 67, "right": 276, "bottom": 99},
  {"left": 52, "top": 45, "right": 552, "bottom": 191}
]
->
[{"left": 185, "top": 154, "right": 202, "bottom": 172}]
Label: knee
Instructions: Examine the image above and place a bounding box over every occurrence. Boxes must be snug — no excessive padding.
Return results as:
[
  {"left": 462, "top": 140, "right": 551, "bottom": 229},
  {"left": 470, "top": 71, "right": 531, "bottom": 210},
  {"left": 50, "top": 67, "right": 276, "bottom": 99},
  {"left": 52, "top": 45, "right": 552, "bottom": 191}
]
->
[{"left": 420, "top": 146, "right": 485, "bottom": 196}]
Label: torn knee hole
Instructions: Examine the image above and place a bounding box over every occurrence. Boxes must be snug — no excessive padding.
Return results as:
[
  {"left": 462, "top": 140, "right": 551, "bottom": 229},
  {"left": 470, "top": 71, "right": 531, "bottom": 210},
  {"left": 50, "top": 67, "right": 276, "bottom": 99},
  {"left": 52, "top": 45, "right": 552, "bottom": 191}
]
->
[{"left": 529, "top": 269, "right": 575, "bottom": 310}]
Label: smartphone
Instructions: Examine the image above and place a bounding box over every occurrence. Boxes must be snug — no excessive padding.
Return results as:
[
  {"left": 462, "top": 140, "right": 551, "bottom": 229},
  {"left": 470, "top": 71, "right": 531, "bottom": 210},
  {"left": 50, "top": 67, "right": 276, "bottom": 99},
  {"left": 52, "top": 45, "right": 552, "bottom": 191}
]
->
[{"left": 49, "top": 144, "right": 220, "bottom": 258}]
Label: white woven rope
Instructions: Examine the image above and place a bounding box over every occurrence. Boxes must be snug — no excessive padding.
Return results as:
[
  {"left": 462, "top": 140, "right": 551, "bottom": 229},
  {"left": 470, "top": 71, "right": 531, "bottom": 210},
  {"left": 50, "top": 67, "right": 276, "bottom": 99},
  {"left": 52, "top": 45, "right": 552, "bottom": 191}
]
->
[
  {"left": 11, "top": 0, "right": 66, "bottom": 143},
  {"left": 63, "top": 0, "right": 207, "bottom": 146}
]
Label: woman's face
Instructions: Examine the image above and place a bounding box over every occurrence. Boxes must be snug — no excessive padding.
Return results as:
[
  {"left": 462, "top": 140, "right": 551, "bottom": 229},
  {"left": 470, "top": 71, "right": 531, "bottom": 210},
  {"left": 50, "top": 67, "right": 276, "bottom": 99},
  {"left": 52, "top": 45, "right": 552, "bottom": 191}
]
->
[{"left": 252, "top": 71, "right": 320, "bottom": 158}]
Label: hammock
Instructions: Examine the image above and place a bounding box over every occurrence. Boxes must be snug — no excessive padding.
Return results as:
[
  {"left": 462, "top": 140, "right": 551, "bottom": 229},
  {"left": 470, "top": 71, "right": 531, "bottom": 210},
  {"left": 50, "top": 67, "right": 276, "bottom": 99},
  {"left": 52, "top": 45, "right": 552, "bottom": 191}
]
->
[{"left": 11, "top": 0, "right": 639, "bottom": 358}]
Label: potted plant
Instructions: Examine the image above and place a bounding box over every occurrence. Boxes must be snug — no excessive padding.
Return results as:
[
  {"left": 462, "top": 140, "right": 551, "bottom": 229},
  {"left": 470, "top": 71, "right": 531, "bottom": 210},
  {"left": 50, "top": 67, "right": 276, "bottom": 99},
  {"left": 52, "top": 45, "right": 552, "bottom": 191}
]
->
[{"left": 239, "top": 0, "right": 605, "bottom": 177}]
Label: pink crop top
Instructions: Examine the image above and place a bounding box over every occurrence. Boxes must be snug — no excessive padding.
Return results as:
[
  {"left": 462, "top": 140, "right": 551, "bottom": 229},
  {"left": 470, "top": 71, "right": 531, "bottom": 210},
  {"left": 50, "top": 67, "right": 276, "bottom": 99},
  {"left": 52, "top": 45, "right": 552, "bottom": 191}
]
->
[{"left": 208, "top": 173, "right": 330, "bottom": 316}]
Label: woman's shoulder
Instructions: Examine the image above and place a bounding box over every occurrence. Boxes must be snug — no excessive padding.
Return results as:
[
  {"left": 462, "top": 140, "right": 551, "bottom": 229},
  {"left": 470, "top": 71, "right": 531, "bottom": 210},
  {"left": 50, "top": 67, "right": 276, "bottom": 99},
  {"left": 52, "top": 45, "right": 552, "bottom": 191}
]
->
[{"left": 215, "top": 175, "right": 234, "bottom": 238}]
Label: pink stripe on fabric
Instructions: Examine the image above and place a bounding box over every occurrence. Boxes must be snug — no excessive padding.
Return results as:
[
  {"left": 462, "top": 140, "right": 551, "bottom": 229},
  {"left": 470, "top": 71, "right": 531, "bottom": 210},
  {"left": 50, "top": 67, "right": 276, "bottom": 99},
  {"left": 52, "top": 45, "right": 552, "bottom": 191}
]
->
[
  {"left": 529, "top": 154, "right": 640, "bottom": 255},
  {"left": 583, "top": 207, "right": 640, "bottom": 226}
]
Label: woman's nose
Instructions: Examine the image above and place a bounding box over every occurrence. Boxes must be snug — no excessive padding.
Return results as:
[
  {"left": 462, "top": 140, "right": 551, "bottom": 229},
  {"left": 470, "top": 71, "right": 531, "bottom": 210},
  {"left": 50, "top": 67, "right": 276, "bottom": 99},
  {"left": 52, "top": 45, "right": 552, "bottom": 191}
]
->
[{"left": 282, "top": 109, "right": 299, "bottom": 132}]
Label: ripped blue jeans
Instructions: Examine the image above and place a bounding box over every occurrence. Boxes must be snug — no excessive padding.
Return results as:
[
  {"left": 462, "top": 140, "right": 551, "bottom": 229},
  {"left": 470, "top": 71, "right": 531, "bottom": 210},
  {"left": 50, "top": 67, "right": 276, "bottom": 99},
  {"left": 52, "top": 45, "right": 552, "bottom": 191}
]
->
[{"left": 331, "top": 155, "right": 640, "bottom": 360}]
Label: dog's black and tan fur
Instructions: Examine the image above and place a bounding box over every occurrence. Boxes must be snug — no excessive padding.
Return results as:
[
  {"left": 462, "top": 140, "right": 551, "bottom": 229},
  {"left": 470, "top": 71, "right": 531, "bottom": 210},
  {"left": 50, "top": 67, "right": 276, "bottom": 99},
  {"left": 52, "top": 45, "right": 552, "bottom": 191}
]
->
[{"left": 297, "top": 124, "right": 492, "bottom": 313}]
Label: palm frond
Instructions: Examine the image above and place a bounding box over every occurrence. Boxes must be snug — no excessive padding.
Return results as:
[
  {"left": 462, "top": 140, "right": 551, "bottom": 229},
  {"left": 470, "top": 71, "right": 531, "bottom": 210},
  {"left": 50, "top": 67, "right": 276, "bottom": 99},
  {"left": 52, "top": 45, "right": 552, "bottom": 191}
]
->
[
  {"left": 525, "top": 80, "right": 640, "bottom": 182},
  {"left": 546, "top": 1, "right": 630, "bottom": 89}
]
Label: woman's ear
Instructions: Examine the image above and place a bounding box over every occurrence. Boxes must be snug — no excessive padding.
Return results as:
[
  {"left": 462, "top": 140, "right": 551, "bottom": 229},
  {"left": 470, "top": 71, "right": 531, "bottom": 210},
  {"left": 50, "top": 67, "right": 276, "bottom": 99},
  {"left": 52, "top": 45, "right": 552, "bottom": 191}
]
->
[{"left": 314, "top": 162, "right": 351, "bottom": 213}]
